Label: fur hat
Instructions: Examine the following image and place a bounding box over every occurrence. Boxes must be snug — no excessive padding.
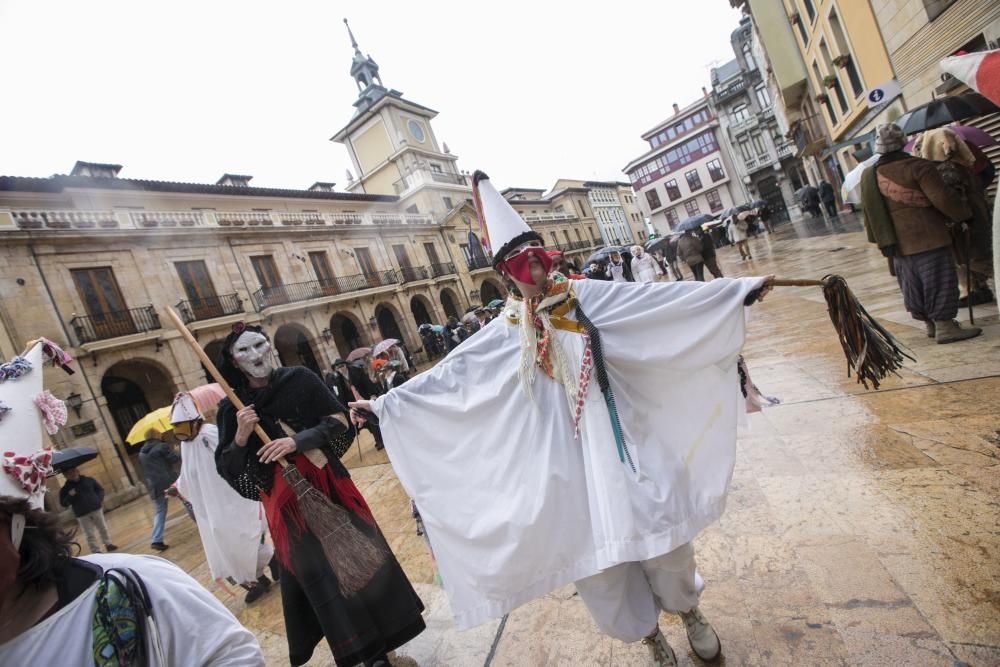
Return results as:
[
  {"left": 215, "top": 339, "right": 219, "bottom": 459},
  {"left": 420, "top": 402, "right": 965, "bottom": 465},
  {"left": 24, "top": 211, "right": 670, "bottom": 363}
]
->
[
  {"left": 874, "top": 123, "right": 905, "bottom": 154},
  {"left": 913, "top": 127, "right": 975, "bottom": 167}
]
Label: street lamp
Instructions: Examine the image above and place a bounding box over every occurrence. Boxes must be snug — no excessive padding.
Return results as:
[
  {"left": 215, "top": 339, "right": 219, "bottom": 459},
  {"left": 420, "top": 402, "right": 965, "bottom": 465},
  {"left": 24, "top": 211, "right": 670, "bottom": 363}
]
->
[
  {"left": 321, "top": 328, "right": 333, "bottom": 342},
  {"left": 65, "top": 392, "right": 83, "bottom": 418}
]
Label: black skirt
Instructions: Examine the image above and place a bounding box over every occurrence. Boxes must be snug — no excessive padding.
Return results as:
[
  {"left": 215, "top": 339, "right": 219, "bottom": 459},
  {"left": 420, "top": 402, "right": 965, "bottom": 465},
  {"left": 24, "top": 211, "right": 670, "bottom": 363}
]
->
[{"left": 281, "top": 528, "right": 426, "bottom": 666}]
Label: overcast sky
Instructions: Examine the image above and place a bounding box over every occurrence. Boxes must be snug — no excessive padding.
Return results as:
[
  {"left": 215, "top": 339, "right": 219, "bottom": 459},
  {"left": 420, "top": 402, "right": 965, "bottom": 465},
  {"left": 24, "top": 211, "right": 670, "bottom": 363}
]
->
[{"left": 0, "top": 1, "right": 744, "bottom": 192}]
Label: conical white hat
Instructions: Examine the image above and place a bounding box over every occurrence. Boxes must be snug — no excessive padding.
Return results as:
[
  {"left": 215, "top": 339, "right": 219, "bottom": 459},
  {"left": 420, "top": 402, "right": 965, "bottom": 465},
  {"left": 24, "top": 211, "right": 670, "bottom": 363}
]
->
[
  {"left": 940, "top": 49, "right": 1000, "bottom": 105},
  {"left": 0, "top": 343, "right": 51, "bottom": 509},
  {"left": 170, "top": 392, "right": 202, "bottom": 425},
  {"left": 471, "top": 171, "right": 543, "bottom": 268}
]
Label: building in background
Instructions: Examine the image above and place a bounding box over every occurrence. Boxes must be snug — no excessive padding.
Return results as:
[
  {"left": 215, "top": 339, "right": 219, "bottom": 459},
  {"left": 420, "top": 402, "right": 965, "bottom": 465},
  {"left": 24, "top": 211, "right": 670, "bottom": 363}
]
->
[
  {"left": 711, "top": 16, "right": 805, "bottom": 222},
  {"left": 623, "top": 94, "right": 743, "bottom": 233},
  {"left": 0, "top": 21, "right": 606, "bottom": 501}
]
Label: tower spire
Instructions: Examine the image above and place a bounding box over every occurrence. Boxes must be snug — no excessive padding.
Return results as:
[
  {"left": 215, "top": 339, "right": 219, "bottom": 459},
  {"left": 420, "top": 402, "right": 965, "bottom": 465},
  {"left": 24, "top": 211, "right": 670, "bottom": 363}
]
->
[{"left": 343, "top": 18, "right": 360, "bottom": 54}]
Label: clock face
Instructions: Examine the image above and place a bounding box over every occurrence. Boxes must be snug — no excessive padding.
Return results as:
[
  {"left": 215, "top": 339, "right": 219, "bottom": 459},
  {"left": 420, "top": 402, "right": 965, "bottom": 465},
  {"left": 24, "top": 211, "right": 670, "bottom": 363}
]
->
[{"left": 407, "top": 119, "right": 426, "bottom": 143}]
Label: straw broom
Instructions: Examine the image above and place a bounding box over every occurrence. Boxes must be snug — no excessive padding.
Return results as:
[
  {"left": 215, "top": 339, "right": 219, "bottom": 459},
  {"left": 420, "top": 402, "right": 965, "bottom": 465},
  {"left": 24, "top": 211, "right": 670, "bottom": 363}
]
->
[
  {"left": 165, "top": 307, "right": 388, "bottom": 597},
  {"left": 769, "top": 276, "right": 915, "bottom": 390}
]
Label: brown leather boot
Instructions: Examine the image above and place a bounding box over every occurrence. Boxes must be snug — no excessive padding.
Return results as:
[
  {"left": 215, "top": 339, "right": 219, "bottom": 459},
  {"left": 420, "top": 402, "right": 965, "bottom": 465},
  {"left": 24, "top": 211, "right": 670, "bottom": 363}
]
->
[
  {"left": 923, "top": 321, "right": 935, "bottom": 338},
  {"left": 934, "top": 320, "right": 981, "bottom": 344}
]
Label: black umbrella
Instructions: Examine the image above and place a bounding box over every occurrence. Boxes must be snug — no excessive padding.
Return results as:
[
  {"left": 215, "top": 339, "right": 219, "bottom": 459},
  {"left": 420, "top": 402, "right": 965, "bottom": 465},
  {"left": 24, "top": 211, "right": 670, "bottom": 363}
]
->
[
  {"left": 644, "top": 236, "right": 676, "bottom": 253},
  {"left": 584, "top": 246, "right": 626, "bottom": 267},
  {"left": 896, "top": 92, "right": 1000, "bottom": 135},
  {"left": 49, "top": 447, "right": 99, "bottom": 475},
  {"left": 718, "top": 205, "right": 751, "bottom": 219},
  {"left": 674, "top": 214, "right": 719, "bottom": 232},
  {"left": 750, "top": 199, "right": 767, "bottom": 209}
]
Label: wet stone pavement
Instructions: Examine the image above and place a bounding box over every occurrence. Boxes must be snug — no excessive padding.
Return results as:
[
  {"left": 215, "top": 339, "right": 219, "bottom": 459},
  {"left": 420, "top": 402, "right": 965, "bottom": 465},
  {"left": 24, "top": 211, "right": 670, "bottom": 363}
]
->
[{"left": 95, "top": 214, "right": 999, "bottom": 666}]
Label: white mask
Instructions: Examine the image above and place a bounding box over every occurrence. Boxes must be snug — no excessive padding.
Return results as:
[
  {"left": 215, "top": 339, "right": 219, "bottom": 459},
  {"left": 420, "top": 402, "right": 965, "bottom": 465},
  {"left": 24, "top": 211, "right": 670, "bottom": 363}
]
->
[{"left": 231, "top": 331, "right": 273, "bottom": 378}]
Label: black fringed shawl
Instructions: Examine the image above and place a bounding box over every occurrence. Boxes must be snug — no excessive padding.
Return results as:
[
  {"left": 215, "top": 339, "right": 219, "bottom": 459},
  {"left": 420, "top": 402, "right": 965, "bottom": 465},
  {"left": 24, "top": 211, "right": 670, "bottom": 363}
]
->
[{"left": 216, "top": 366, "right": 349, "bottom": 500}]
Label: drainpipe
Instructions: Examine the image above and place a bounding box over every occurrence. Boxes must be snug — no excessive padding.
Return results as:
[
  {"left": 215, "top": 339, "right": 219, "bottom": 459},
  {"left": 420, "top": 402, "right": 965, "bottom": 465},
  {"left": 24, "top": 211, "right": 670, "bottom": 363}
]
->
[{"left": 28, "top": 242, "right": 136, "bottom": 486}]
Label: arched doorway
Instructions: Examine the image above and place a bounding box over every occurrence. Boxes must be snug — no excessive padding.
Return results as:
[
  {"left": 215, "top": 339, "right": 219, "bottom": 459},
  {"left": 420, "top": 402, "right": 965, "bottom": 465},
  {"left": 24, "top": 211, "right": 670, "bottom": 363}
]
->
[
  {"left": 375, "top": 303, "right": 406, "bottom": 343},
  {"left": 480, "top": 278, "right": 504, "bottom": 306},
  {"left": 273, "top": 324, "right": 320, "bottom": 375},
  {"left": 410, "top": 295, "right": 434, "bottom": 327},
  {"left": 440, "top": 288, "right": 460, "bottom": 321},
  {"left": 102, "top": 359, "right": 177, "bottom": 457},
  {"left": 202, "top": 339, "right": 226, "bottom": 383},
  {"left": 329, "top": 312, "right": 366, "bottom": 359}
]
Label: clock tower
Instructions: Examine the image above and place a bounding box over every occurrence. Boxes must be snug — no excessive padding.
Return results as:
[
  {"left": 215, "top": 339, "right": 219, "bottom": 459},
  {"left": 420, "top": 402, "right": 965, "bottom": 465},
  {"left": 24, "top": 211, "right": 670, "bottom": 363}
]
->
[{"left": 331, "top": 19, "right": 470, "bottom": 219}]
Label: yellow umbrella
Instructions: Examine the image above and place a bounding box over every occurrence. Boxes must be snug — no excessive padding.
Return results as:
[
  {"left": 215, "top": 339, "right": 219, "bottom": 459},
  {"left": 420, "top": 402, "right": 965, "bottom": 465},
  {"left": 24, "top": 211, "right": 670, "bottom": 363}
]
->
[{"left": 125, "top": 406, "right": 174, "bottom": 445}]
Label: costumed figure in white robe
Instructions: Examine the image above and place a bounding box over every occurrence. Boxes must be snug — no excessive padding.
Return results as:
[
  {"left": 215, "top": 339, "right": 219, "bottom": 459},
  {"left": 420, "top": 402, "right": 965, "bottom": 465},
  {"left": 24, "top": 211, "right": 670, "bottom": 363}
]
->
[
  {"left": 351, "top": 171, "right": 775, "bottom": 667},
  {"left": 0, "top": 343, "right": 264, "bottom": 665},
  {"left": 170, "top": 393, "right": 277, "bottom": 604}
]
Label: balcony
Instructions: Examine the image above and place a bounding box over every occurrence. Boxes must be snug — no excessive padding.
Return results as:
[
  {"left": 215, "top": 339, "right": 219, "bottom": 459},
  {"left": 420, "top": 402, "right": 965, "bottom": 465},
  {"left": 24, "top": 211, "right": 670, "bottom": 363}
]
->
[
  {"left": 251, "top": 271, "right": 399, "bottom": 310},
  {"left": 522, "top": 212, "right": 577, "bottom": 224},
  {"left": 730, "top": 114, "right": 759, "bottom": 134},
  {"left": 175, "top": 293, "right": 244, "bottom": 324},
  {"left": 466, "top": 255, "right": 492, "bottom": 271},
  {"left": 393, "top": 169, "right": 467, "bottom": 195},
  {"left": 429, "top": 262, "right": 456, "bottom": 278},
  {"left": 70, "top": 305, "right": 162, "bottom": 344},
  {"left": 129, "top": 211, "right": 203, "bottom": 227},
  {"left": 776, "top": 142, "right": 796, "bottom": 159},
  {"left": 399, "top": 266, "right": 430, "bottom": 283},
  {"left": 11, "top": 210, "right": 118, "bottom": 230},
  {"left": 744, "top": 153, "right": 776, "bottom": 173}
]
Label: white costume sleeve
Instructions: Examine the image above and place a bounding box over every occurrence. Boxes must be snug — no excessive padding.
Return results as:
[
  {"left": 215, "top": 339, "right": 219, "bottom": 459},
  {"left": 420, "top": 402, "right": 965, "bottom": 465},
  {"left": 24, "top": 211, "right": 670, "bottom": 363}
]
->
[{"left": 85, "top": 554, "right": 265, "bottom": 666}]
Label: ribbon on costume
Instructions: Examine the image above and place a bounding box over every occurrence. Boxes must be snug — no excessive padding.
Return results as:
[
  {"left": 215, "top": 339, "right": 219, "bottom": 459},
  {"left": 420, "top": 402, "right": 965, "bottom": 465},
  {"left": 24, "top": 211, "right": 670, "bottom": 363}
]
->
[
  {"left": 34, "top": 390, "right": 68, "bottom": 435},
  {"left": 2, "top": 448, "right": 53, "bottom": 495}
]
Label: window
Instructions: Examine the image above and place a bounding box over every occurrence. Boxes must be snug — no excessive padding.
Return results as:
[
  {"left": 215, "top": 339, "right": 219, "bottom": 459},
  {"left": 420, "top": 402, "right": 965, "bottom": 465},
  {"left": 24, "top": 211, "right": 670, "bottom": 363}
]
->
[
  {"left": 563, "top": 230, "right": 571, "bottom": 245},
  {"left": 755, "top": 84, "right": 770, "bottom": 108},
  {"left": 742, "top": 42, "right": 756, "bottom": 71},
  {"left": 801, "top": 0, "right": 816, "bottom": 22},
  {"left": 405, "top": 204, "right": 419, "bottom": 214},
  {"left": 250, "top": 255, "right": 282, "bottom": 289},
  {"left": 176, "top": 260, "right": 221, "bottom": 319},
  {"left": 575, "top": 229, "right": 582, "bottom": 241},
  {"left": 392, "top": 244, "right": 412, "bottom": 269},
  {"left": 706, "top": 159, "right": 725, "bottom": 182},
  {"left": 665, "top": 208, "right": 679, "bottom": 228},
  {"left": 309, "top": 251, "right": 337, "bottom": 294},
  {"left": 751, "top": 133, "right": 768, "bottom": 156},
  {"left": 645, "top": 189, "right": 662, "bottom": 210},
  {"left": 429, "top": 163, "right": 443, "bottom": 173},
  {"left": 732, "top": 104, "right": 750, "bottom": 123},
  {"left": 424, "top": 242, "right": 441, "bottom": 266},
  {"left": 443, "top": 196, "right": 453, "bottom": 209},
  {"left": 684, "top": 200, "right": 700, "bottom": 217},
  {"left": 355, "top": 247, "right": 381, "bottom": 286},
  {"left": 630, "top": 131, "right": 720, "bottom": 187},
  {"left": 664, "top": 179, "right": 681, "bottom": 201},
  {"left": 550, "top": 231, "right": 559, "bottom": 245},
  {"left": 813, "top": 62, "right": 837, "bottom": 123},
  {"left": 72, "top": 267, "right": 133, "bottom": 337},
  {"left": 685, "top": 169, "right": 703, "bottom": 192},
  {"left": 739, "top": 140, "right": 753, "bottom": 162},
  {"left": 706, "top": 190, "right": 723, "bottom": 212},
  {"left": 794, "top": 10, "right": 810, "bottom": 45},
  {"left": 579, "top": 200, "right": 590, "bottom": 217}
]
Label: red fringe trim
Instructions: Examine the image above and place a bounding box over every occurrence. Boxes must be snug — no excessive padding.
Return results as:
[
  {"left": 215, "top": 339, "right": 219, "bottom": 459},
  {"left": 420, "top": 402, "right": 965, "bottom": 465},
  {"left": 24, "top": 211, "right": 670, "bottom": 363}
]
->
[{"left": 261, "top": 456, "right": 376, "bottom": 574}]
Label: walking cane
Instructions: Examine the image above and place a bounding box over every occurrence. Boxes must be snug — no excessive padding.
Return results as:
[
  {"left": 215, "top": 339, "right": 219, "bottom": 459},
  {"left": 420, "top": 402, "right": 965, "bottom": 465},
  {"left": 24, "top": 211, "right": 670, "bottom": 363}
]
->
[{"left": 164, "top": 306, "right": 389, "bottom": 597}]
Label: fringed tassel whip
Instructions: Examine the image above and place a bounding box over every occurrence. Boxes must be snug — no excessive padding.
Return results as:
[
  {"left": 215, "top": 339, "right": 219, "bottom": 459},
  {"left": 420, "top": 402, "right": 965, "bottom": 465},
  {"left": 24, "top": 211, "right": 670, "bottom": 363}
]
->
[{"left": 771, "top": 276, "right": 915, "bottom": 390}]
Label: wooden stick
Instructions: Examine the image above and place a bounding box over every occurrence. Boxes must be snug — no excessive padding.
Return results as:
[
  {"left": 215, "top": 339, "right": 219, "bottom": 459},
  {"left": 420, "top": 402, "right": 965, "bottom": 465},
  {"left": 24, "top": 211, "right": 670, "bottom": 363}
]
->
[
  {"left": 164, "top": 307, "right": 289, "bottom": 468},
  {"left": 770, "top": 278, "right": 826, "bottom": 287}
]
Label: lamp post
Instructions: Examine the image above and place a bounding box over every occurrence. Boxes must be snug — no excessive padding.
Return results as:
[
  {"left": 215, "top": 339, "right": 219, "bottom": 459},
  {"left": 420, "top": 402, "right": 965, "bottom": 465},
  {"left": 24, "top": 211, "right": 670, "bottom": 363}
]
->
[{"left": 65, "top": 392, "right": 83, "bottom": 418}]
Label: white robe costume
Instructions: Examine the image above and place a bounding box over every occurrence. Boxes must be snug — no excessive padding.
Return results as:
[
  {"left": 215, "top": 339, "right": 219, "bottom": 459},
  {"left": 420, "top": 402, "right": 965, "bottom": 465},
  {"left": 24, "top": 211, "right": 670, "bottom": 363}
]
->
[
  {"left": 373, "top": 276, "right": 761, "bottom": 631},
  {"left": 176, "top": 424, "right": 272, "bottom": 585}
]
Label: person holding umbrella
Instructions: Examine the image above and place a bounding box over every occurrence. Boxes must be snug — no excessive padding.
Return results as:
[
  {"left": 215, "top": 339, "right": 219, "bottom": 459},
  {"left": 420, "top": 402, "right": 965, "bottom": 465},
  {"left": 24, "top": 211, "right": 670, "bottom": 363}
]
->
[
  {"left": 677, "top": 229, "right": 707, "bottom": 281},
  {"left": 729, "top": 211, "right": 753, "bottom": 261},
  {"left": 138, "top": 429, "right": 179, "bottom": 552},
  {"left": 818, "top": 180, "right": 838, "bottom": 217},
  {"left": 58, "top": 467, "right": 117, "bottom": 554}
]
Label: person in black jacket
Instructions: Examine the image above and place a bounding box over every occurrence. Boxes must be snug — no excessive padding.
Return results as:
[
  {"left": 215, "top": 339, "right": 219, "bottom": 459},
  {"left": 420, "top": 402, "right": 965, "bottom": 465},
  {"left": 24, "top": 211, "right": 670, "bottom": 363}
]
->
[
  {"left": 138, "top": 433, "right": 179, "bottom": 551},
  {"left": 59, "top": 468, "right": 117, "bottom": 554},
  {"left": 700, "top": 230, "right": 724, "bottom": 279},
  {"left": 346, "top": 358, "right": 386, "bottom": 450},
  {"left": 819, "top": 180, "right": 838, "bottom": 217}
]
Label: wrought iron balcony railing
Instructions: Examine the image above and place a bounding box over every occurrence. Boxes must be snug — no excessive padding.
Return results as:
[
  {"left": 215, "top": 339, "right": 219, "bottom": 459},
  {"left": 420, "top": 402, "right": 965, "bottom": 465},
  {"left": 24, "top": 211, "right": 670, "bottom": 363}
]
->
[
  {"left": 251, "top": 271, "right": 399, "bottom": 310},
  {"left": 399, "top": 266, "right": 430, "bottom": 283},
  {"left": 175, "top": 293, "right": 244, "bottom": 324},
  {"left": 70, "top": 305, "right": 161, "bottom": 344},
  {"left": 466, "top": 255, "right": 492, "bottom": 270},
  {"left": 428, "top": 262, "right": 456, "bottom": 278}
]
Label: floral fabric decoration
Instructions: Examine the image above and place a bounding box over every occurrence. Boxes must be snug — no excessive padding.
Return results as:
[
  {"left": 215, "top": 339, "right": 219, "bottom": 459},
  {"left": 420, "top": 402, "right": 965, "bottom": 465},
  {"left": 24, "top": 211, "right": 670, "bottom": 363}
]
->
[
  {"left": 2, "top": 449, "right": 53, "bottom": 495},
  {"left": 34, "top": 390, "right": 68, "bottom": 435}
]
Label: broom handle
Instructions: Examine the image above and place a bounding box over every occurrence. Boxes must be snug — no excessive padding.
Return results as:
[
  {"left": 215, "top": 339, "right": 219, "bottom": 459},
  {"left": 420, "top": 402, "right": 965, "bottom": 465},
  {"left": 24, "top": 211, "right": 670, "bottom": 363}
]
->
[
  {"left": 770, "top": 278, "right": 825, "bottom": 287},
  {"left": 164, "top": 307, "right": 289, "bottom": 469}
]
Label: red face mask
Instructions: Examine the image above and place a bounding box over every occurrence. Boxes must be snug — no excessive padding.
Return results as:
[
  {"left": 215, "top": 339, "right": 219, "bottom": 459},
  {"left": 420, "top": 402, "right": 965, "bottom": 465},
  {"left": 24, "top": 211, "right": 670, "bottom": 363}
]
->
[{"left": 500, "top": 246, "right": 553, "bottom": 284}]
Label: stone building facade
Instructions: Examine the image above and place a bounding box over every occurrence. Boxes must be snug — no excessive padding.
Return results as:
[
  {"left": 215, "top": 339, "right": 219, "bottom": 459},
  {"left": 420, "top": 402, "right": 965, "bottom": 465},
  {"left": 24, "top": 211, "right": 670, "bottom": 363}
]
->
[{"left": 0, "top": 23, "right": 605, "bottom": 500}]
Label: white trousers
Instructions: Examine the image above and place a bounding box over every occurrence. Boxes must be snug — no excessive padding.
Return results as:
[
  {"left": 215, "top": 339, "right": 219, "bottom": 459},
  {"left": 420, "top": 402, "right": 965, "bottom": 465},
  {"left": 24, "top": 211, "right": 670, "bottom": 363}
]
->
[{"left": 574, "top": 542, "right": 703, "bottom": 642}]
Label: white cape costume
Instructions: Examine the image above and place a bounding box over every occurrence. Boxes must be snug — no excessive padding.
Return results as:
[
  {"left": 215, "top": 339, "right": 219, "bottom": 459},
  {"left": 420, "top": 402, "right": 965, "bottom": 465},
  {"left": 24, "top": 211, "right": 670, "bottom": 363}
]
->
[
  {"left": 373, "top": 276, "right": 761, "bottom": 629},
  {"left": 176, "top": 424, "right": 271, "bottom": 584}
]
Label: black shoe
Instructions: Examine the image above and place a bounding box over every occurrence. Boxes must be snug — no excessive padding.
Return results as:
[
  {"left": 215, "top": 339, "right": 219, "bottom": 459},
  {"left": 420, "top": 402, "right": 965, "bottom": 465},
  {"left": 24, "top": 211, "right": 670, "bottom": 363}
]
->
[
  {"left": 150, "top": 542, "right": 169, "bottom": 551},
  {"left": 268, "top": 556, "right": 281, "bottom": 582},
  {"left": 244, "top": 577, "right": 271, "bottom": 604},
  {"left": 105, "top": 544, "right": 118, "bottom": 552}
]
